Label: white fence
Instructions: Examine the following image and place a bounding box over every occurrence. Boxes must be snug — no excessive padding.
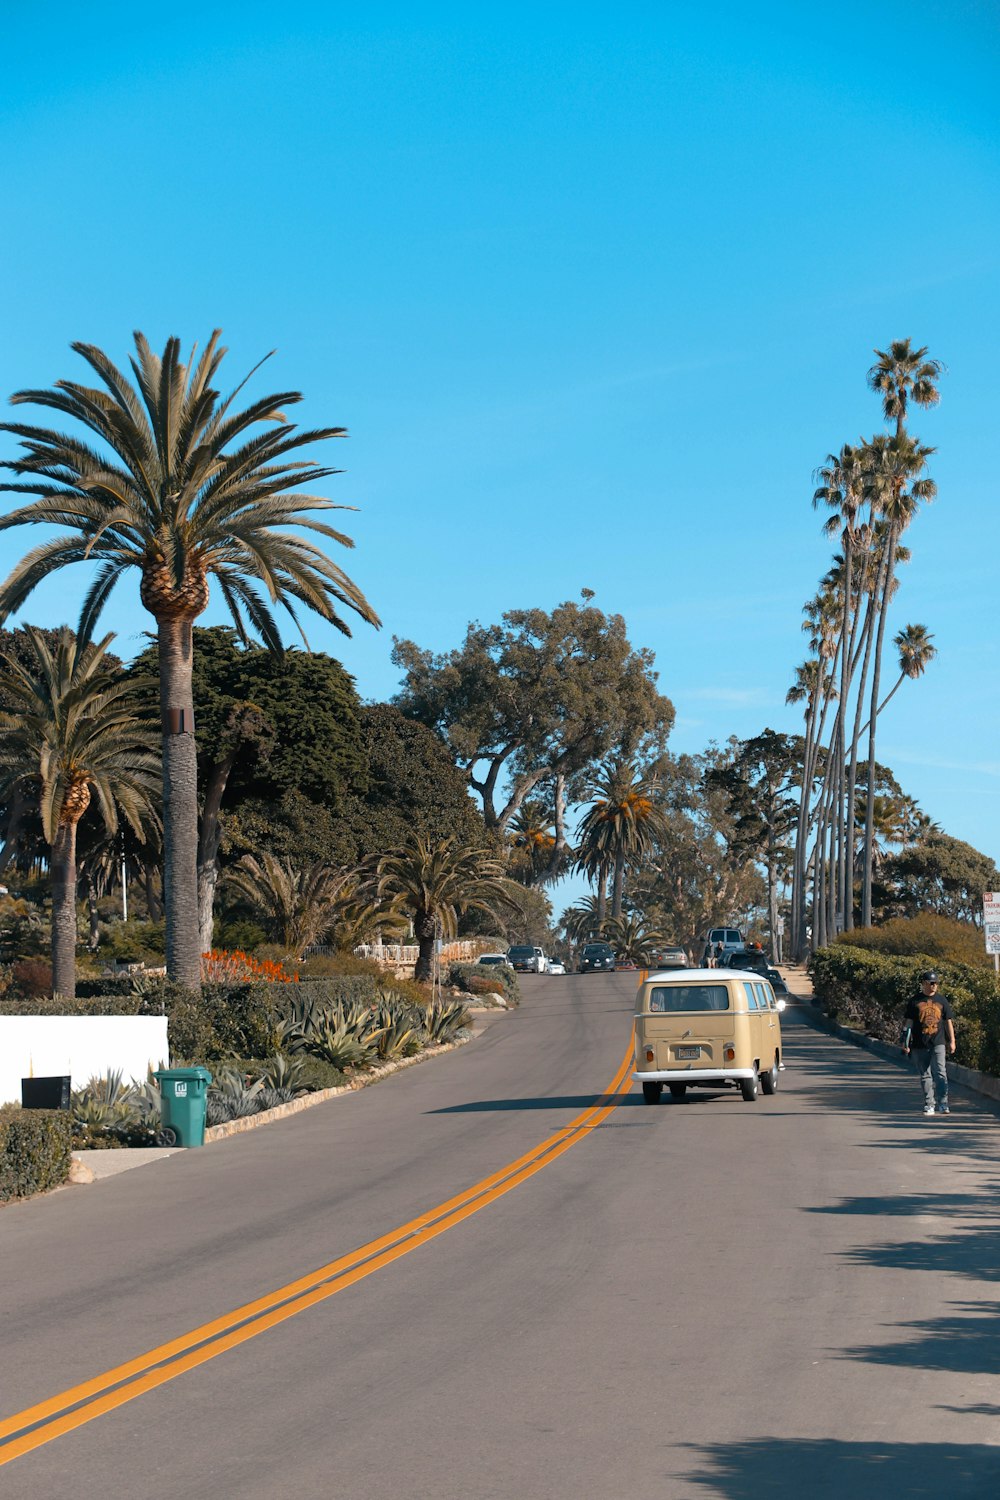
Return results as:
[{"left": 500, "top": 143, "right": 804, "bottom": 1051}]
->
[
  {"left": 351, "top": 940, "right": 498, "bottom": 965},
  {"left": 0, "top": 1016, "right": 170, "bottom": 1108}
]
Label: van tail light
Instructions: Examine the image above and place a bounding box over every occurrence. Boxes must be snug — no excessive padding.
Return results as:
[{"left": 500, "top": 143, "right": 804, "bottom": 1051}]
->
[
  {"left": 645, "top": 1048, "right": 655, "bottom": 1063},
  {"left": 724, "top": 1044, "right": 736, "bottom": 1063}
]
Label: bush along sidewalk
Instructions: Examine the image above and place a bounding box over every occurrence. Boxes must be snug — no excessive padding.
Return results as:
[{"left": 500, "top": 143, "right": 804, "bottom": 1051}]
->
[
  {"left": 809, "top": 944, "right": 1000, "bottom": 1077},
  {"left": 0, "top": 1105, "right": 73, "bottom": 1201},
  {"left": 2, "top": 974, "right": 478, "bottom": 1146}
]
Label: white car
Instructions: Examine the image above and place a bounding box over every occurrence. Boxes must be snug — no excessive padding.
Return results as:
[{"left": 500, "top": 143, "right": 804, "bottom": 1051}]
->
[
  {"left": 547, "top": 960, "right": 566, "bottom": 976},
  {"left": 476, "top": 953, "right": 512, "bottom": 968}
]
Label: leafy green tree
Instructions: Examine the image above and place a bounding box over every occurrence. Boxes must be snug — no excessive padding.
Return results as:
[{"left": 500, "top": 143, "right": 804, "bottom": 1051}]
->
[
  {"left": 704, "top": 731, "right": 800, "bottom": 959},
  {"left": 0, "top": 629, "right": 159, "bottom": 997},
  {"left": 339, "top": 703, "right": 487, "bottom": 862},
  {"left": 392, "top": 596, "right": 673, "bottom": 831},
  {"left": 603, "top": 914, "right": 669, "bottom": 965},
  {"left": 628, "top": 750, "right": 767, "bottom": 946},
  {"left": 0, "top": 331, "right": 379, "bottom": 986},
  {"left": 372, "top": 835, "right": 523, "bottom": 981},
  {"left": 129, "top": 626, "right": 366, "bottom": 947},
  {"left": 882, "top": 833, "right": 999, "bottom": 925}
]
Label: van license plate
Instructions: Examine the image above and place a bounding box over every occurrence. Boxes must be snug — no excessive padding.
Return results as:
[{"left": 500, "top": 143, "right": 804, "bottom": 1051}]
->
[{"left": 676, "top": 1046, "right": 700, "bottom": 1059}]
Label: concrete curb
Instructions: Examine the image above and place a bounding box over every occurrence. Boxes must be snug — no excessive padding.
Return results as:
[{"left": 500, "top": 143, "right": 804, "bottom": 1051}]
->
[
  {"left": 204, "top": 1030, "right": 477, "bottom": 1143},
  {"left": 793, "top": 1002, "right": 1000, "bottom": 1105}
]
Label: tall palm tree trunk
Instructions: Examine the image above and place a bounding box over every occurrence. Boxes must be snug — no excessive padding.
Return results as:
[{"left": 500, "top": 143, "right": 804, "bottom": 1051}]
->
[
  {"left": 844, "top": 589, "right": 878, "bottom": 930},
  {"left": 790, "top": 686, "right": 820, "bottom": 961},
  {"left": 51, "top": 818, "right": 80, "bottom": 1000},
  {"left": 611, "top": 850, "right": 625, "bottom": 920},
  {"left": 414, "top": 910, "right": 436, "bottom": 983},
  {"left": 157, "top": 617, "right": 203, "bottom": 988},
  {"left": 596, "top": 865, "right": 608, "bottom": 926},
  {"left": 862, "top": 534, "right": 898, "bottom": 927}
]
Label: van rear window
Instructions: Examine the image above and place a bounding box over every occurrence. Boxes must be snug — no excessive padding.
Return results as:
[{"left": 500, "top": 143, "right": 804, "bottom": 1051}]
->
[{"left": 649, "top": 985, "right": 730, "bottom": 1013}]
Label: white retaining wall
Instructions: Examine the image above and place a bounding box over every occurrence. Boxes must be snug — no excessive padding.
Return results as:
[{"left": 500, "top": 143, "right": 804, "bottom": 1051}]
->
[{"left": 0, "top": 1016, "right": 170, "bottom": 1107}]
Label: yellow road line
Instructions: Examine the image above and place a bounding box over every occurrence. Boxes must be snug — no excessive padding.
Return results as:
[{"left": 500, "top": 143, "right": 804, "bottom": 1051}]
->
[{"left": 0, "top": 1043, "right": 635, "bottom": 1468}]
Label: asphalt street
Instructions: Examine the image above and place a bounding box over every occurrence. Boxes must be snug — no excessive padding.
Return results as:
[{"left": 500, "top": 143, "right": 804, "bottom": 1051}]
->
[{"left": 1, "top": 972, "right": 999, "bottom": 1498}]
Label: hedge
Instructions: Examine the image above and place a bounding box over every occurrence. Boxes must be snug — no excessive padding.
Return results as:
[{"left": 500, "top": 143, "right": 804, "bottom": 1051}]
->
[
  {"left": 0, "top": 1105, "right": 73, "bottom": 1201},
  {"left": 809, "top": 944, "right": 1000, "bottom": 1077}
]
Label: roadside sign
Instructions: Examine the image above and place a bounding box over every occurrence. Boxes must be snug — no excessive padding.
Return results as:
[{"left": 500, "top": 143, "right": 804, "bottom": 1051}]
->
[
  {"left": 776, "top": 917, "right": 785, "bottom": 936},
  {"left": 983, "top": 895, "right": 1000, "bottom": 954}
]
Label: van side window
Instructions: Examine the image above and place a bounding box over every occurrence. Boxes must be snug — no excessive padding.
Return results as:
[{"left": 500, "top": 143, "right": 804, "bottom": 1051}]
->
[
  {"left": 744, "top": 982, "right": 758, "bottom": 1010},
  {"left": 755, "top": 982, "right": 771, "bottom": 1010}
]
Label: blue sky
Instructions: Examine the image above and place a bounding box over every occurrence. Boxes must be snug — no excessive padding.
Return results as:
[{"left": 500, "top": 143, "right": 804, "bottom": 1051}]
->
[{"left": 1, "top": 2, "right": 998, "bottom": 915}]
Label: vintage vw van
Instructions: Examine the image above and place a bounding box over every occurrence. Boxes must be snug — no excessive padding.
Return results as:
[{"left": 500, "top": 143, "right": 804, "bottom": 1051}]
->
[{"left": 633, "top": 967, "right": 783, "bottom": 1104}]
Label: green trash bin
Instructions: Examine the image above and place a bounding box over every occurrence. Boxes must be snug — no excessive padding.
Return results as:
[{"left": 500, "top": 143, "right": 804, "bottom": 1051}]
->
[{"left": 153, "top": 1066, "right": 212, "bottom": 1147}]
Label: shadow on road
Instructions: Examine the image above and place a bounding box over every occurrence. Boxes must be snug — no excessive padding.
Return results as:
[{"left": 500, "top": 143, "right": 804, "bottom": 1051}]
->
[
  {"left": 677, "top": 1437, "right": 1000, "bottom": 1498},
  {"left": 839, "top": 1301, "right": 1000, "bottom": 1376}
]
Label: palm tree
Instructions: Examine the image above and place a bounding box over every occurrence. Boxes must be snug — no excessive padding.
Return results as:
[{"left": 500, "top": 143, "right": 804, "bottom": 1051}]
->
[
  {"left": 0, "top": 331, "right": 380, "bottom": 987},
  {"left": 867, "top": 339, "right": 944, "bottom": 439},
  {"left": 225, "top": 853, "right": 350, "bottom": 957},
  {"left": 508, "top": 798, "right": 557, "bottom": 886},
  {"left": 603, "top": 914, "right": 668, "bottom": 966},
  {"left": 860, "top": 434, "right": 937, "bottom": 925},
  {"left": 0, "top": 628, "right": 159, "bottom": 998},
  {"left": 576, "top": 756, "right": 665, "bottom": 920},
  {"left": 561, "top": 895, "right": 604, "bottom": 945},
  {"left": 373, "top": 835, "right": 522, "bottom": 982}
]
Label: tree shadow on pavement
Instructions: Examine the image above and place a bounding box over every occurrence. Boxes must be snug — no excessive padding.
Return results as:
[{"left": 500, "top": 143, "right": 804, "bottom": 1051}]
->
[
  {"left": 677, "top": 1437, "right": 1000, "bottom": 1498},
  {"left": 838, "top": 1301, "right": 1000, "bottom": 1376}
]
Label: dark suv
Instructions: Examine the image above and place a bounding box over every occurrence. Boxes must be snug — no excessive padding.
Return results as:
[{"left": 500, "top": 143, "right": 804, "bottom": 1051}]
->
[
  {"left": 579, "top": 942, "right": 615, "bottom": 973},
  {"left": 720, "top": 948, "right": 770, "bottom": 976}
]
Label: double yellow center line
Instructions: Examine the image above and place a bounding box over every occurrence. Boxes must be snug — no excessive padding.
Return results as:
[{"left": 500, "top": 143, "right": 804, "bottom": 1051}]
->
[{"left": 0, "top": 1041, "right": 635, "bottom": 1468}]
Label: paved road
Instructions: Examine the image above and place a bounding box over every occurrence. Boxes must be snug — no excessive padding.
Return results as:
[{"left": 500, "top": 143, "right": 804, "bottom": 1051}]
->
[{"left": 2, "top": 973, "right": 999, "bottom": 1497}]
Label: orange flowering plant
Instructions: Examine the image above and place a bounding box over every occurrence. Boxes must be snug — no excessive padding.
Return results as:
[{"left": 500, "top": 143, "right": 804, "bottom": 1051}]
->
[{"left": 201, "top": 949, "right": 298, "bottom": 984}]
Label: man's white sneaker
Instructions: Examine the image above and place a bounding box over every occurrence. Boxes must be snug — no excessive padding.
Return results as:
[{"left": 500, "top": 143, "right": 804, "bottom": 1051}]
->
[{"left": 923, "top": 1105, "right": 936, "bottom": 1115}]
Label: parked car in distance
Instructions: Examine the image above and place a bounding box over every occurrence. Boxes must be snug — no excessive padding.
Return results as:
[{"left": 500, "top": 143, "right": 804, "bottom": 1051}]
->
[
  {"left": 720, "top": 948, "right": 770, "bottom": 976},
  {"left": 548, "top": 959, "right": 566, "bottom": 975},
  {"left": 578, "top": 941, "right": 615, "bottom": 973},
  {"left": 652, "top": 946, "right": 688, "bottom": 969},
  {"left": 507, "top": 944, "right": 548, "bottom": 973},
  {"left": 477, "top": 953, "right": 511, "bottom": 968},
  {"left": 704, "top": 927, "right": 744, "bottom": 960},
  {"left": 766, "top": 968, "right": 789, "bottom": 997}
]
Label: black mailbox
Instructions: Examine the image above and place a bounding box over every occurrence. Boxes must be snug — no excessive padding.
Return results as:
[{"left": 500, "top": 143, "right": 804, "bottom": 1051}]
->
[{"left": 21, "top": 1076, "right": 72, "bottom": 1110}]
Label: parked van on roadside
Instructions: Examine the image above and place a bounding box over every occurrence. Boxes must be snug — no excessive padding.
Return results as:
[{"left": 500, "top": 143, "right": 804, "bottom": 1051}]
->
[{"left": 633, "top": 967, "right": 784, "bottom": 1105}]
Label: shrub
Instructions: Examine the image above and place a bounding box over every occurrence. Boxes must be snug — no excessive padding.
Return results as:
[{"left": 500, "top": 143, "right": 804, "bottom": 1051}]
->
[
  {"left": 0, "top": 1105, "right": 73, "bottom": 1200},
  {"left": 12, "top": 958, "right": 53, "bottom": 999},
  {"left": 289, "top": 1055, "right": 350, "bottom": 1092},
  {"left": 0, "top": 994, "right": 146, "bottom": 1017},
  {"left": 298, "top": 952, "right": 386, "bottom": 980},
  {"left": 835, "top": 914, "right": 990, "bottom": 968},
  {"left": 446, "top": 960, "right": 519, "bottom": 1004},
  {"left": 166, "top": 982, "right": 282, "bottom": 1061},
  {"left": 809, "top": 944, "right": 1000, "bottom": 1075},
  {"left": 97, "top": 919, "right": 167, "bottom": 964}
]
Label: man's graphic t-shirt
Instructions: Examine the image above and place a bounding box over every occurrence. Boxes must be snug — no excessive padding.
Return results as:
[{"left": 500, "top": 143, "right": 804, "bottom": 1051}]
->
[{"left": 904, "top": 993, "right": 954, "bottom": 1049}]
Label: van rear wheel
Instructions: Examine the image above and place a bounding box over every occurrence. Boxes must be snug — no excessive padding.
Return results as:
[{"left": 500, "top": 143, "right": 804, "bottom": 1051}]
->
[
  {"left": 760, "top": 1056, "right": 779, "bottom": 1095},
  {"left": 669, "top": 1084, "right": 687, "bottom": 1100},
  {"left": 642, "top": 1082, "right": 663, "bottom": 1105},
  {"left": 740, "top": 1067, "right": 759, "bottom": 1103}
]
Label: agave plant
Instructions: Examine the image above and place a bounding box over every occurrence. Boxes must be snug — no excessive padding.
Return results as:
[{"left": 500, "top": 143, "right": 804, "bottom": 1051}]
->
[
  {"left": 306, "top": 1014, "right": 378, "bottom": 1070},
  {"left": 372, "top": 989, "right": 424, "bottom": 1060},
  {"left": 259, "top": 1052, "right": 309, "bottom": 1095},
  {"left": 423, "top": 999, "right": 471, "bottom": 1044}
]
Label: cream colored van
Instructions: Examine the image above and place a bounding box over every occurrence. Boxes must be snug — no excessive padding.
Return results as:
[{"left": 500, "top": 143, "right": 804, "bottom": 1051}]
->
[{"left": 633, "top": 967, "right": 784, "bottom": 1104}]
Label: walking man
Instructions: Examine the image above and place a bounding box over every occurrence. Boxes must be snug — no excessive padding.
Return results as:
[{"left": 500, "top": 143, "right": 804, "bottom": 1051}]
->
[{"left": 902, "top": 970, "right": 956, "bottom": 1116}]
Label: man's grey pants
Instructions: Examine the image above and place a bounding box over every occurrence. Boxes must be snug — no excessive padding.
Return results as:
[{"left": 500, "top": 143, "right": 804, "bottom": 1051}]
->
[{"left": 916, "top": 1045, "right": 948, "bottom": 1110}]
